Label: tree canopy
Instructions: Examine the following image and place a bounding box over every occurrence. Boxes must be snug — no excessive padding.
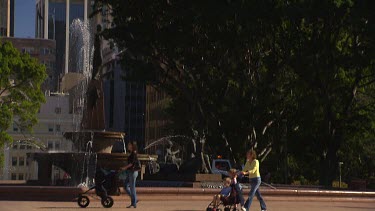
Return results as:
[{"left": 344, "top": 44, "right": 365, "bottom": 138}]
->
[
  {"left": 0, "top": 41, "right": 47, "bottom": 148},
  {"left": 94, "top": 0, "right": 375, "bottom": 186}
]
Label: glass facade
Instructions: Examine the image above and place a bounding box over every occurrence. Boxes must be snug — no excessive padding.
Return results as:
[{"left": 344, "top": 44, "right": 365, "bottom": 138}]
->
[
  {"left": 103, "top": 61, "right": 146, "bottom": 149},
  {"left": 48, "top": 2, "right": 67, "bottom": 80},
  {"left": 0, "top": 0, "right": 14, "bottom": 37},
  {"left": 36, "top": 0, "right": 86, "bottom": 83}
]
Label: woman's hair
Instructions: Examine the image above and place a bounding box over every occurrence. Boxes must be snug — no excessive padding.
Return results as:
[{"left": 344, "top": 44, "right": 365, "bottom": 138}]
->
[
  {"left": 229, "top": 168, "right": 237, "bottom": 175},
  {"left": 247, "top": 149, "right": 257, "bottom": 159},
  {"left": 128, "top": 141, "right": 138, "bottom": 152}
]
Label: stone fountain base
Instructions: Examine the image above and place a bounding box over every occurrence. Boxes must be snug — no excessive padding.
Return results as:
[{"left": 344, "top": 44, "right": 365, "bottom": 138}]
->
[
  {"left": 28, "top": 131, "right": 157, "bottom": 186},
  {"left": 28, "top": 152, "right": 158, "bottom": 186}
]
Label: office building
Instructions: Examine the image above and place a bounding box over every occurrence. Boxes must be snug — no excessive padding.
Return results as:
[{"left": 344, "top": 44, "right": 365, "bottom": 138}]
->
[
  {"left": 2, "top": 93, "right": 75, "bottom": 184},
  {"left": 99, "top": 45, "right": 146, "bottom": 149},
  {"left": 35, "top": 0, "right": 90, "bottom": 87},
  {"left": 145, "top": 86, "right": 170, "bottom": 142},
  {"left": 0, "top": 0, "right": 14, "bottom": 37}
]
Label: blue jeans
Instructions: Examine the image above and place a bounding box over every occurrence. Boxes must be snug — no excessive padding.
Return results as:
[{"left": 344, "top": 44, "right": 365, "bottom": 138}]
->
[
  {"left": 123, "top": 171, "right": 138, "bottom": 206},
  {"left": 234, "top": 183, "right": 244, "bottom": 206},
  {"left": 244, "top": 177, "right": 267, "bottom": 211}
]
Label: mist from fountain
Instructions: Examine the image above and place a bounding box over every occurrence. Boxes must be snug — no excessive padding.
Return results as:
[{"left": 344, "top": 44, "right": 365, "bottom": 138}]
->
[
  {"left": 144, "top": 135, "right": 195, "bottom": 151},
  {"left": 14, "top": 139, "right": 46, "bottom": 151},
  {"left": 1, "top": 145, "right": 11, "bottom": 179},
  {"left": 121, "top": 134, "right": 126, "bottom": 154},
  {"left": 69, "top": 19, "right": 94, "bottom": 132},
  {"left": 68, "top": 19, "right": 97, "bottom": 187}
]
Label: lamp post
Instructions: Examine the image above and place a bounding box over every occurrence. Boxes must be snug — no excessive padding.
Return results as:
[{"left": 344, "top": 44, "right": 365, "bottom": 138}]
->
[{"left": 339, "top": 162, "right": 344, "bottom": 188}]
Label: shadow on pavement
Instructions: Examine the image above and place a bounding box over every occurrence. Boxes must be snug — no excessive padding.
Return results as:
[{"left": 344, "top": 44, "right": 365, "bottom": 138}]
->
[{"left": 336, "top": 206, "right": 375, "bottom": 210}]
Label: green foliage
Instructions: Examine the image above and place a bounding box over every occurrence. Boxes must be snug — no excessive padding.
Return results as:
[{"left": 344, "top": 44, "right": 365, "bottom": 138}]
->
[
  {"left": 94, "top": 0, "right": 375, "bottom": 186},
  {"left": 0, "top": 40, "right": 47, "bottom": 149}
]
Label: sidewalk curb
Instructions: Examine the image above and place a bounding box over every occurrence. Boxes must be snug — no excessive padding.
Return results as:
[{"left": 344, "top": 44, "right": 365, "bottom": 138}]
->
[{"left": 0, "top": 186, "right": 374, "bottom": 202}]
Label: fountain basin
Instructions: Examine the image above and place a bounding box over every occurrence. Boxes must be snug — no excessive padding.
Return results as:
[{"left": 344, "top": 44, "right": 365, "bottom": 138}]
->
[
  {"left": 27, "top": 152, "right": 158, "bottom": 186},
  {"left": 63, "top": 131, "right": 125, "bottom": 153}
]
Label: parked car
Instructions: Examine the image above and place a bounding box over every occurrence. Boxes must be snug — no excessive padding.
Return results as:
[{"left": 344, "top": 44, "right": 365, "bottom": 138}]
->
[{"left": 211, "top": 159, "right": 232, "bottom": 177}]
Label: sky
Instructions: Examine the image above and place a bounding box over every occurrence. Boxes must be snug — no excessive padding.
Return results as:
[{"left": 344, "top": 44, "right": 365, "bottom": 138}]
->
[{"left": 14, "top": 0, "right": 35, "bottom": 38}]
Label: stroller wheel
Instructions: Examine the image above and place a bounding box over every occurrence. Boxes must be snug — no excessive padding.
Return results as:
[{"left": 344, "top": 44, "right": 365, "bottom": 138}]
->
[
  {"left": 101, "top": 196, "right": 114, "bottom": 208},
  {"left": 77, "top": 195, "right": 90, "bottom": 208}
]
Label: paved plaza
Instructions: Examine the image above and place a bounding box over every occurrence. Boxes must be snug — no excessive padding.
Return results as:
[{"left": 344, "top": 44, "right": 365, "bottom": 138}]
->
[{"left": 1, "top": 200, "right": 374, "bottom": 211}]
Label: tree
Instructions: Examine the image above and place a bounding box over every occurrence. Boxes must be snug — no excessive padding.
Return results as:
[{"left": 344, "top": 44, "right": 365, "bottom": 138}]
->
[
  {"left": 93, "top": 0, "right": 375, "bottom": 185},
  {"left": 93, "top": 0, "right": 290, "bottom": 167},
  {"left": 277, "top": 0, "right": 375, "bottom": 186},
  {"left": 0, "top": 41, "right": 47, "bottom": 156}
]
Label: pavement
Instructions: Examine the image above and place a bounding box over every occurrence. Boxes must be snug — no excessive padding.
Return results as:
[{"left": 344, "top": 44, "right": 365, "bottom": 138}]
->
[
  {"left": 1, "top": 200, "right": 375, "bottom": 211},
  {"left": 1, "top": 186, "right": 375, "bottom": 202}
]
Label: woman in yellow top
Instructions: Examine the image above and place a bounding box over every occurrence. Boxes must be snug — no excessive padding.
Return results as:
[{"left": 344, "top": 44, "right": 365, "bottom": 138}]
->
[{"left": 241, "top": 150, "right": 267, "bottom": 211}]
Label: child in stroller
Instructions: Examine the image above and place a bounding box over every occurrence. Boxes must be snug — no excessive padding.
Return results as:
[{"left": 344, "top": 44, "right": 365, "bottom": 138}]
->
[
  {"left": 207, "top": 168, "right": 246, "bottom": 211},
  {"left": 206, "top": 177, "right": 239, "bottom": 211},
  {"left": 77, "top": 168, "right": 120, "bottom": 208}
]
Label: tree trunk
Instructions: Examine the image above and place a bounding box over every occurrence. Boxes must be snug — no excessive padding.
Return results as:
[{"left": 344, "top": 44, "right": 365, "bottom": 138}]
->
[{"left": 319, "top": 137, "right": 340, "bottom": 187}]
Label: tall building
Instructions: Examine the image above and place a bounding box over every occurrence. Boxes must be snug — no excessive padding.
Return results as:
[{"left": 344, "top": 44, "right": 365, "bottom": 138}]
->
[
  {"left": 35, "top": 0, "right": 90, "bottom": 89},
  {"left": 1, "top": 37, "right": 57, "bottom": 91},
  {"left": 145, "top": 86, "right": 170, "bottom": 154},
  {"left": 90, "top": 5, "right": 147, "bottom": 149},
  {"left": 99, "top": 44, "right": 146, "bottom": 149},
  {"left": 0, "top": 0, "right": 14, "bottom": 37},
  {"left": 2, "top": 93, "right": 75, "bottom": 184}
]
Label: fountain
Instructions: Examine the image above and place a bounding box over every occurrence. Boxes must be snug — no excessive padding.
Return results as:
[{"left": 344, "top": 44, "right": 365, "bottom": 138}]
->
[
  {"left": 27, "top": 20, "right": 156, "bottom": 186},
  {"left": 143, "top": 131, "right": 222, "bottom": 185}
]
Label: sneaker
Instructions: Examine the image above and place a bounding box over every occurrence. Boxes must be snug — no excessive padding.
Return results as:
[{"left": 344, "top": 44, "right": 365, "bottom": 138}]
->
[{"left": 126, "top": 205, "right": 137, "bottom": 208}]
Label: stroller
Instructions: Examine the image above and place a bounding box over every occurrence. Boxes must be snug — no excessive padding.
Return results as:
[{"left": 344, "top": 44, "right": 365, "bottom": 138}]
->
[
  {"left": 77, "top": 168, "right": 121, "bottom": 208},
  {"left": 206, "top": 184, "right": 241, "bottom": 211}
]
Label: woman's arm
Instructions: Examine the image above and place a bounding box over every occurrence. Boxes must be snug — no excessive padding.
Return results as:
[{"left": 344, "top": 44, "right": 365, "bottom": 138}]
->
[
  {"left": 120, "top": 152, "right": 137, "bottom": 170},
  {"left": 242, "top": 160, "right": 258, "bottom": 175},
  {"left": 120, "top": 163, "right": 133, "bottom": 170}
]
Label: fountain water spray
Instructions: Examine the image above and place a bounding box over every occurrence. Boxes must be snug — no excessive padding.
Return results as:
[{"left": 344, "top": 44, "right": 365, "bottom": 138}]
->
[
  {"left": 69, "top": 19, "right": 94, "bottom": 132},
  {"left": 69, "top": 19, "right": 97, "bottom": 187}
]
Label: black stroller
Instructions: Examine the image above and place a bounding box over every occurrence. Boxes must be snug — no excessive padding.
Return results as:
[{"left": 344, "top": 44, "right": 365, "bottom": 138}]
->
[
  {"left": 206, "top": 184, "right": 241, "bottom": 211},
  {"left": 77, "top": 168, "right": 120, "bottom": 208}
]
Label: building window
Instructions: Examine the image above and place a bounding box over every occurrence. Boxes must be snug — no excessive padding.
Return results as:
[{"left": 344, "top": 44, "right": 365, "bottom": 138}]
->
[
  {"left": 19, "top": 144, "right": 26, "bottom": 150},
  {"left": 55, "top": 107, "right": 61, "bottom": 114},
  {"left": 13, "top": 124, "right": 18, "bottom": 132},
  {"left": 26, "top": 145, "right": 32, "bottom": 150},
  {"left": 21, "top": 47, "right": 34, "bottom": 55},
  {"left": 56, "top": 124, "right": 61, "bottom": 132},
  {"left": 48, "top": 125, "right": 54, "bottom": 132},
  {"left": 47, "top": 141, "right": 53, "bottom": 150},
  {"left": 11, "top": 173, "right": 17, "bottom": 180},
  {"left": 12, "top": 157, "right": 17, "bottom": 166},
  {"left": 19, "top": 157, "right": 25, "bottom": 166},
  {"left": 18, "top": 173, "right": 24, "bottom": 180},
  {"left": 55, "top": 141, "right": 60, "bottom": 150},
  {"left": 40, "top": 48, "right": 50, "bottom": 55},
  {"left": 12, "top": 143, "right": 18, "bottom": 149}
]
